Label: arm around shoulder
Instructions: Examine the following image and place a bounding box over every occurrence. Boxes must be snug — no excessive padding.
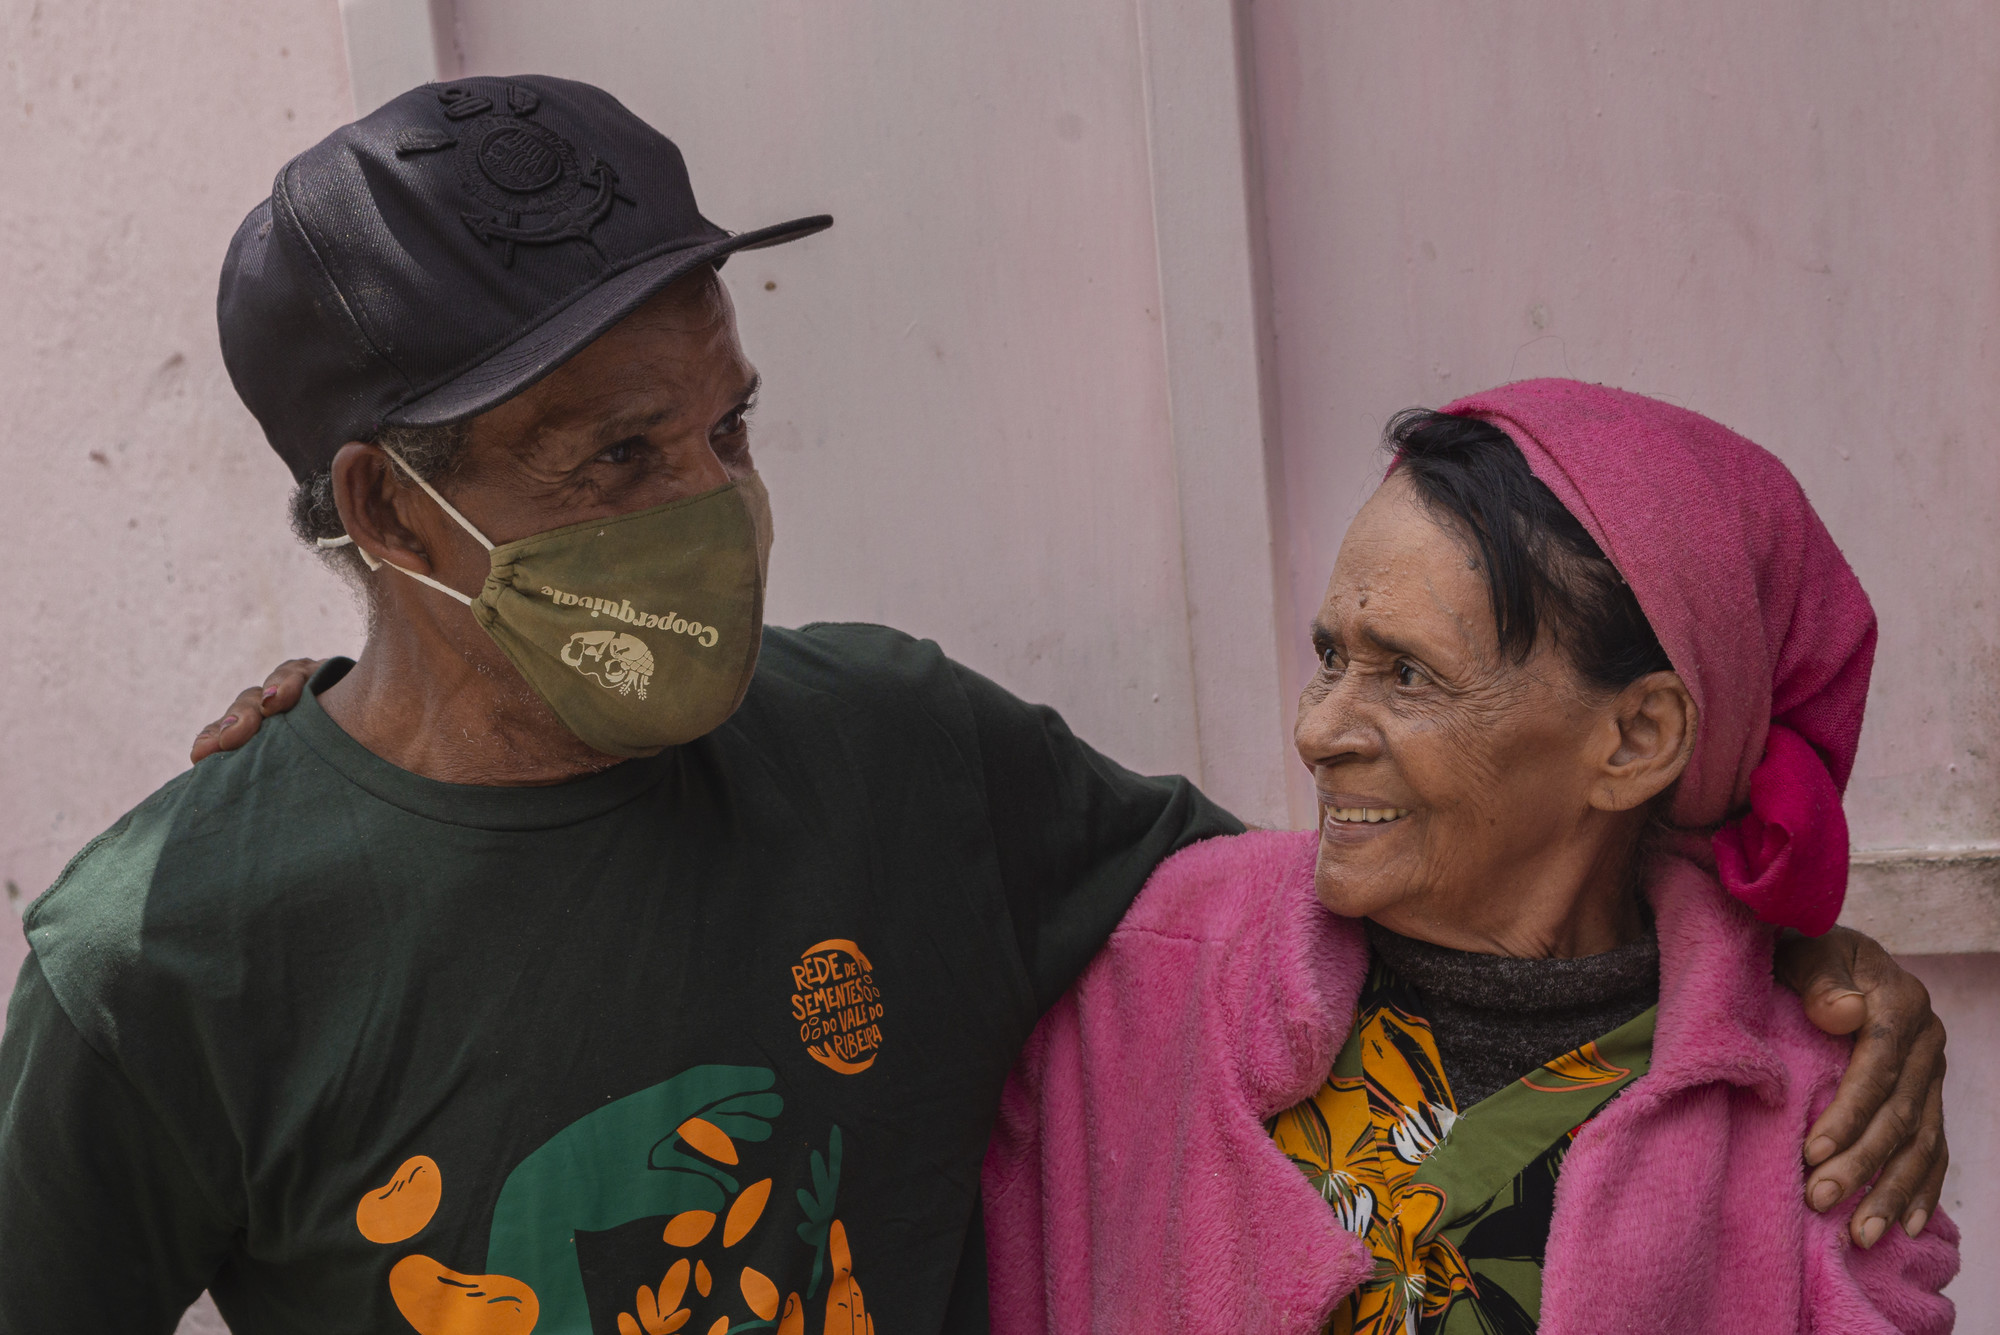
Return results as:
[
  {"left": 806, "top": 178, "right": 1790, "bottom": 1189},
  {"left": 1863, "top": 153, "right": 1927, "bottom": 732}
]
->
[{"left": 946, "top": 655, "right": 1241, "bottom": 1013}]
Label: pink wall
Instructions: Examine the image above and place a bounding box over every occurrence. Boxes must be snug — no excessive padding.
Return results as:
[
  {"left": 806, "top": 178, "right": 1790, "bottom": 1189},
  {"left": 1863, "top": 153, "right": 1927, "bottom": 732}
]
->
[
  {"left": 2, "top": 9, "right": 359, "bottom": 1327},
  {"left": 1246, "top": 1, "right": 1999, "bottom": 1316},
  {"left": 0, "top": 1, "right": 361, "bottom": 996}
]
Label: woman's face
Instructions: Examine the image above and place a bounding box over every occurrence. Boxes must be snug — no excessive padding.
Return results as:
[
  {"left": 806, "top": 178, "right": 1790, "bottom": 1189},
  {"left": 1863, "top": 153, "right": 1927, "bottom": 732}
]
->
[{"left": 1295, "top": 473, "right": 1662, "bottom": 955}]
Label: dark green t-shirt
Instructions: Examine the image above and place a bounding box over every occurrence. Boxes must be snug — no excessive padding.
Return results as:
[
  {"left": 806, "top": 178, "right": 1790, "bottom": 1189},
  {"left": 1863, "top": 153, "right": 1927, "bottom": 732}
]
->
[{"left": 0, "top": 624, "right": 1237, "bottom": 1335}]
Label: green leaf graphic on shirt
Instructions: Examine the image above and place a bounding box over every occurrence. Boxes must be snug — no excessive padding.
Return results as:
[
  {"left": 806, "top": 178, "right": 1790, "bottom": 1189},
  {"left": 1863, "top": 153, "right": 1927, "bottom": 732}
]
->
[
  {"left": 795, "top": 1124, "right": 843, "bottom": 1299},
  {"left": 485, "top": 1065, "right": 782, "bottom": 1334}
]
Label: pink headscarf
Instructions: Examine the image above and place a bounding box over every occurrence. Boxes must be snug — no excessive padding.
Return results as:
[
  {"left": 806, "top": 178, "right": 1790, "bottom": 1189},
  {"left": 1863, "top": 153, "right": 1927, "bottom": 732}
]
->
[{"left": 1439, "top": 379, "right": 1876, "bottom": 935}]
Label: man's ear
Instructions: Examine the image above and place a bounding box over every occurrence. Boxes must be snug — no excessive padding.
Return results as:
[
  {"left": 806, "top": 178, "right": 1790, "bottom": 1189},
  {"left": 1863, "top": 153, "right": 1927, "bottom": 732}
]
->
[
  {"left": 1589, "top": 670, "right": 1697, "bottom": 812},
  {"left": 330, "top": 442, "right": 440, "bottom": 576}
]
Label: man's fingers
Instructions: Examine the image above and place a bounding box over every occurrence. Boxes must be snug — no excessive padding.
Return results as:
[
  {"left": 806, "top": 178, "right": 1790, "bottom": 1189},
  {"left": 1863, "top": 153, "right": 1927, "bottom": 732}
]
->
[
  {"left": 1801, "top": 983, "right": 1868, "bottom": 1039},
  {"left": 1802, "top": 1013, "right": 1912, "bottom": 1168},
  {"left": 1805, "top": 1019, "right": 1944, "bottom": 1217},
  {"left": 1776, "top": 926, "right": 1868, "bottom": 1037},
  {"left": 1790, "top": 927, "right": 1940, "bottom": 1179},
  {"left": 1847, "top": 1073, "right": 1947, "bottom": 1247},
  {"left": 259, "top": 659, "right": 322, "bottom": 716},
  {"left": 1902, "top": 1126, "right": 1949, "bottom": 1238}
]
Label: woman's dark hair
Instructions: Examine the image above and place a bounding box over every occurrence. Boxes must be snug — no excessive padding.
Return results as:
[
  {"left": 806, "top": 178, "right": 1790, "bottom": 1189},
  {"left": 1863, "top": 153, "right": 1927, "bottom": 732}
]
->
[{"left": 1385, "top": 408, "right": 1672, "bottom": 691}]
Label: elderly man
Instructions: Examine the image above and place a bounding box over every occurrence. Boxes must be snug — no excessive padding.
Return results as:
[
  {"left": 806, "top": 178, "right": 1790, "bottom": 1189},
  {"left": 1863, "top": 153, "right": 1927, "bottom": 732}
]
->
[{"left": 0, "top": 76, "right": 1947, "bottom": 1335}]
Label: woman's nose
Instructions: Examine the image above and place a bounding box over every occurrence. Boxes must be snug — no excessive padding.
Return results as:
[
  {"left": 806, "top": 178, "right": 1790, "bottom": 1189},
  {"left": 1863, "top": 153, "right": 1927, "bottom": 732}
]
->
[{"left": 1294, "top": 675, "right": 1380, "bottom": 768}]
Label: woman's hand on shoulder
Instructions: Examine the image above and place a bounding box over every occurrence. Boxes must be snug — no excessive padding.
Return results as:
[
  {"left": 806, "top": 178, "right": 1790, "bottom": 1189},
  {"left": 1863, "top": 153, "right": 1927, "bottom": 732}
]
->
[
  {"left": 1775, "top": 925, "right": 1946, "bottom": 1249},
  {"left": 189, "top": 659, "right": 323, "bottom": 763}
]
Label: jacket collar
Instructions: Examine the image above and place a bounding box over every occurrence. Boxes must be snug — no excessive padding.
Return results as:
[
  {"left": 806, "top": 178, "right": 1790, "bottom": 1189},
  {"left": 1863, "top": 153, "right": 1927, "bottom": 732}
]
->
[
  {"left": 1639, "top": 846, "right": 1790, "bottom": 1105},
  {"left": 1257, "top": 833, "right": 1789, "bottom": 1113}
]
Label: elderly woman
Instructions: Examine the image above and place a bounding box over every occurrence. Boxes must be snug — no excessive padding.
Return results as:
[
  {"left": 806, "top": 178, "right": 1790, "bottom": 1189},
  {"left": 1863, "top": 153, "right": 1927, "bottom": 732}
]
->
[{"left": 983, "top": 380, "right": 1959, "bottom": 1333}]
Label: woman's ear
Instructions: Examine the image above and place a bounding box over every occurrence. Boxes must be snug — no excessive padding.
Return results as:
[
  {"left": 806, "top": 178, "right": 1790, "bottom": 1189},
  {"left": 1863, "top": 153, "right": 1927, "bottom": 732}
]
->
[
  {"left": 1590, "top": 671, "right": 1697, "bottom": 812},
  {"left": 330, "top": 441, "right": 440, "bottom": 575}
]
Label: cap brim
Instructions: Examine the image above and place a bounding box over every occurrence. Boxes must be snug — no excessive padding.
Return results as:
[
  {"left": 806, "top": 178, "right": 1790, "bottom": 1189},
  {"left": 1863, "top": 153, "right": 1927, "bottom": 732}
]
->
[{"left": 387, "top": 214, "right": 832, "bottom": 429}]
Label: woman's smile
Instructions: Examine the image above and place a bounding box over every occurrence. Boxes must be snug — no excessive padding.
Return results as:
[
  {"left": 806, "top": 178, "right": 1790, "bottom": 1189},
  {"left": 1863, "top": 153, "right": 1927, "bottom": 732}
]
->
[{"left": 1318, "top": 797, "right": 1414, "bottom": 840}]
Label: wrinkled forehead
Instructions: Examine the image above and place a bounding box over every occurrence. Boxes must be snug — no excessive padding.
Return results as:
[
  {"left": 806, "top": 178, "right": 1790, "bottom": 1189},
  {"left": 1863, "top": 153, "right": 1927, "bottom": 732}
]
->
[
  {"left": 1320, "top": 476, "right": 1495, "bottom": 646},
  {"left": 1328, "top": 475, "right": 1471, "bottom": 587},
  {"left": 469, "top": 270, "right": 750, "bottom": 454}
]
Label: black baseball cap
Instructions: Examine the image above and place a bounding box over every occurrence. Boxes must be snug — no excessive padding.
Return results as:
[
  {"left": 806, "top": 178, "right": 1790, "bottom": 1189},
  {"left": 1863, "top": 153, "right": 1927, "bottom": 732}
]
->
[{"left": 218, "top": 75, "right": 831, "bottom": 483}]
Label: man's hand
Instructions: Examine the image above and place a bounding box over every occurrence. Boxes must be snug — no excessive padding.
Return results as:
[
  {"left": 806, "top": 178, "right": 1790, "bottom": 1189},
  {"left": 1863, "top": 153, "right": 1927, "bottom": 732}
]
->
[
  {"left": 189, "top": 659, "right": 323, "bottom": 763},
  {"left": 1776, "top": 925, "right": 1947, "bottom": 1248}
]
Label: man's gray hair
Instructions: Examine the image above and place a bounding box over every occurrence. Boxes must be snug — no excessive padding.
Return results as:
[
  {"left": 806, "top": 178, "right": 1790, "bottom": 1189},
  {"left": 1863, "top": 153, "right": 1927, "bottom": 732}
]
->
[{"left": 288, "top": 422, "right": 471, "bottom": 590}]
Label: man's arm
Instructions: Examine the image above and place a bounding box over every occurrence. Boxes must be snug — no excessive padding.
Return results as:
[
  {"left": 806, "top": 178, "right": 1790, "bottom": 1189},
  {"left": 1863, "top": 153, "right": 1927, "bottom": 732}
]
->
[
  {"left": 190, "top": 657, "right": 1953, "bottom": 1241},
  {"left": 0, "top": 955, "right": 233, "bottom": 1333},
  {"left": 948, "top": 661, "right": 1241, "bottom": 1015}
]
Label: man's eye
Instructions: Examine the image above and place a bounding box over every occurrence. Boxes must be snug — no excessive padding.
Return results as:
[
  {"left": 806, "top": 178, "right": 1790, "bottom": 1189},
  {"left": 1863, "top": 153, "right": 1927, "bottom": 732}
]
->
[
  {"left": 597, "top": 436, "right": 643, "bottom": 465},
  {"left": 1394, "top": 661, "right": 1425, "bottom": 687},
  {"left": 1318, "top": 647, "right": 1340, "bottom": 673},
  {"left": 710, "top": 405, "right": 751, "bottom": 442}
]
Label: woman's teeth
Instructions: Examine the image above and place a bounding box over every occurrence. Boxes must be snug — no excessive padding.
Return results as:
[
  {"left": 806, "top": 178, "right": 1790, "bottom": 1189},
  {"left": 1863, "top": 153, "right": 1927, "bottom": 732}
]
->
[{"left": 1326, "top": 807, "right": 1411, "bottom": 825}]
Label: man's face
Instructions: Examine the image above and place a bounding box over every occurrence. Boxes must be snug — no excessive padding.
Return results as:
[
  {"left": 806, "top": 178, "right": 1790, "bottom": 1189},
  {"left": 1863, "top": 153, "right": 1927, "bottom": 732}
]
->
[
  {"left": 321, "top": 266, "right": 765, "bottom": 771},
  {"left": 433, "top": 267, "right": 760, "bottom": 555}
]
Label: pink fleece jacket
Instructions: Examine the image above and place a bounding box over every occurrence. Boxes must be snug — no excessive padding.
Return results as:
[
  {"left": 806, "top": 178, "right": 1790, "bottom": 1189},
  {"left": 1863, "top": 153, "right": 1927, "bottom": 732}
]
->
[{"left": 982, "top": 830, "right": 1959, "bottom": 1333}]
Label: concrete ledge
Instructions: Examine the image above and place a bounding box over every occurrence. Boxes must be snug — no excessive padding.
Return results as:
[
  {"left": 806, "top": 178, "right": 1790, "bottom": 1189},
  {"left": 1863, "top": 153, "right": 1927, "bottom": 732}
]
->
[{"left": 1839, "top": 845, "right": 2000, "bottom": 954}]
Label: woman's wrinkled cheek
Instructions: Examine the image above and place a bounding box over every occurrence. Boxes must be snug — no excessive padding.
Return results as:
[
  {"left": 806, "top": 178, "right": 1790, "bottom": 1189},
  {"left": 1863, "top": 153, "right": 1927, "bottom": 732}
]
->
[
  {"left": 1308, "top": 722, "right": 1419, "bottom": 915},
  {"left": 1431, "top": 679, "right": 1526, "bottom": 787},
  {"left": 1361, "top": 688, "right": 1525, "bottom": 909}
]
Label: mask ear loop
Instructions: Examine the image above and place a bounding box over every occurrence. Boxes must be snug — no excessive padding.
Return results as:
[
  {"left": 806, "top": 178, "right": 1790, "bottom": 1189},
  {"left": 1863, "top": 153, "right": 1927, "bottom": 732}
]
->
[{"left": 314, "top": 446, "right": 495, "bottom": 607}]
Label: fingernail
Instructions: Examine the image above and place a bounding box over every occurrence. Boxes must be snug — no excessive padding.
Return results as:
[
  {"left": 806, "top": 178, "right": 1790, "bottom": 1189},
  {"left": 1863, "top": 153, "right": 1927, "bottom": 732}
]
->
[
  {"left": 263, "top": 686, "right": 278, "bottom": 701},
  {"left": 1809, "top": 1179, "right": 1841, "bottom": 1211},
  {"left": 1859, "top": 1216, "right": 1886, "bottom": 1249},
  {"left": 221, "top": 715, "right": 239, "bottom": 728},
  {"left": 1805, "top": 1136, "right": 1836, "bottom": 1166},
  {"left": 1904, "top": 1210, "right": 1928, "bottom": 1237}
]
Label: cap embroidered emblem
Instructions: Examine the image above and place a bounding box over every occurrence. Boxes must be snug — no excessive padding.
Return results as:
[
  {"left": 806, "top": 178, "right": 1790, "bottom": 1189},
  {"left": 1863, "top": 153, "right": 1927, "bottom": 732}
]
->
[{"left": 394, "top": 83, "right": 636, "bottom": 267}]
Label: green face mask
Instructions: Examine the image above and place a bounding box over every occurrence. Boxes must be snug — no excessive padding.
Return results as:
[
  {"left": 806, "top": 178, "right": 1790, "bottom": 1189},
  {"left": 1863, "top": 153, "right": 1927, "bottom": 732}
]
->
[{"left": 328, "top": 453, "right": 772, "bottom": 758}]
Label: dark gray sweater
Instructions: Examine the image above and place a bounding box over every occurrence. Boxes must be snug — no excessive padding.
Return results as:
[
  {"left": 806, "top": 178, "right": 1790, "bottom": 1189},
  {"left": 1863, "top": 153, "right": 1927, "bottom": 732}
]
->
[{"left": 1364, "top": 919, "right": 1661, "bottom": 1108}]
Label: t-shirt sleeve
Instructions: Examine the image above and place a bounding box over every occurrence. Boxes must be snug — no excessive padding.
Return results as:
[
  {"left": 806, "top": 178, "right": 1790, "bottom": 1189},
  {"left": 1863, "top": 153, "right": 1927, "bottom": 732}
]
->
[
  {"left": 0, "top": 952, "right": 234, "bottom": 1335},
  {"left": 951, "top": 662, "right": 1242, "bottom": 1013}
]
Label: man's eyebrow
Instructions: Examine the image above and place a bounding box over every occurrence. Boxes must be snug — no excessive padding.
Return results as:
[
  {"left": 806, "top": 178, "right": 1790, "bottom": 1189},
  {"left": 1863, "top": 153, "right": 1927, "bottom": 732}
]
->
[
  {"left": 586, "top": 406, "right": 677, "bottom": 447},
  {"left": 574, "top": 377, "right": 759, "bottom": 449}
]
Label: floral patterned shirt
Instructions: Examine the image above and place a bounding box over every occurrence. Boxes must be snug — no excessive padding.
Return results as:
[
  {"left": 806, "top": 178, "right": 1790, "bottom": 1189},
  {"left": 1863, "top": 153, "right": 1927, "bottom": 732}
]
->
[{"left": 1269, "top": 959, "right": 1656, "bottom": 1334}]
